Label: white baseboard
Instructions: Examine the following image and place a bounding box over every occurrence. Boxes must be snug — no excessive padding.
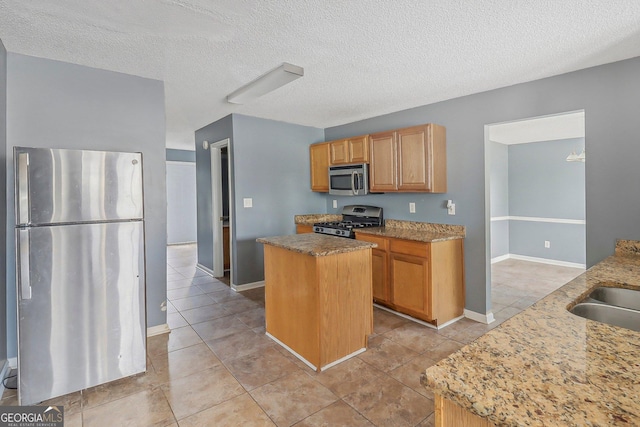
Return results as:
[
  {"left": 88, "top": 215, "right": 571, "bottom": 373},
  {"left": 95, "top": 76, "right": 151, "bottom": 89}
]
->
[
  {"left": 266, "top": 332, "right": 318, "bottom": 371},
  {"left": 232, "top": 280, "right": 265, "bottom": 292},
  {"left": 464, "top": 309, "right": 495, "bottom": 324},
  {"left": 508, "top": 254, "right": 585, "bottom": 269},
  {"left": 147, "top": 324, "right": 170, "bottom": 337},
  {"left": 491, "top": 254, "right": 510, "bottom": 264},
  {"left": 491, "top": 253, "right": 585, "bottom": 269},
  {"left": 196, "top": 263, "right": 215, "bottom": 276},
  {"left": 373, "top": 304, "right": 465, "bottom": 330}
]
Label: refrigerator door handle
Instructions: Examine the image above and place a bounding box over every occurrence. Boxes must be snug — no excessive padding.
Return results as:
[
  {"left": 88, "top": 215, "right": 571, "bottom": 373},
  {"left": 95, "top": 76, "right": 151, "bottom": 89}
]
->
[
  {"left": 17, "top": 152, "right": 30, "bottom": 225},
  {"left": 18, "top": 229, "right": 32, "bottom": 300}
]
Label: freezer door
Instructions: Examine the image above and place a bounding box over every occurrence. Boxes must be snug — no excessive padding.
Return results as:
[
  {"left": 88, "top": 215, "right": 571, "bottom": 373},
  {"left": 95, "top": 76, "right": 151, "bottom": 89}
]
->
[
  {"left": 15, "top": 147, "right": 143, "bottom": 226},
  {"left": 16, "top": 221, "right": 146, "bottom": 405}
]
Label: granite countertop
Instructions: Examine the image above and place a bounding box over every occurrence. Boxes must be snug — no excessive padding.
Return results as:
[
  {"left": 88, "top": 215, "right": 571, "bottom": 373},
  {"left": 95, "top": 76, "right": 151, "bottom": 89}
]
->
[
  {"left": 355, "top": 219, "right": 466, "bottom": 242},
  {"left": 423, "top": 239, "right": 640, "bottom": 426},
  {"left": 294, "top": 214, "right": 342, "bottom": 225},
  {"left": 257, "top": 233, "right": 376, "bottom": 257}
]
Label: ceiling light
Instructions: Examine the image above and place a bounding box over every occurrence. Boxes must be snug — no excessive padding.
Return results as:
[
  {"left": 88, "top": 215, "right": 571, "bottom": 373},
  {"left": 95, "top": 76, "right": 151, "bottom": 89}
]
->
[{"left": 227, "top": 63, "right": 304, "bottom": 104}]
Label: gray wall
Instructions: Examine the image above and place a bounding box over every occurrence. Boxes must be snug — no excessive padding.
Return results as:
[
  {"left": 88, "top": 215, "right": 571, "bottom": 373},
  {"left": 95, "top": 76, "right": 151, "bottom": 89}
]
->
[
  {"left": 195, "top": 114, "right": 325, "bottom": 285},
  {"left": 0, "top": 39, "right": 7, "bottom": 364},
  {"left": 325, "top": 56, "right": 640, "bottom": 315},
  {"left": 231, "top": 114, "right": 325, "bottom": 284},
  {"left": 6, "top": 53, "right": 167, "bottom": 357},
  {"left": 509, "top": 139, "right": 585, "bottom": 219},
  {"left": 166, "top": 149, "right": 197, "bottom": 244},
  {"left": 167, "top": 148, "right": 196, "bottom": 162},
  {"left": 167, "top": 162, "right": 197, "bottom": 244},
  {"left": 508, "top": 138, "right": 585, "bottom": 264},
  {"left": 489, "top": 141, "right": 509, "bottom": 258},
  {"left": 195, "top": 115, "right": 233, "bottom": 271}
]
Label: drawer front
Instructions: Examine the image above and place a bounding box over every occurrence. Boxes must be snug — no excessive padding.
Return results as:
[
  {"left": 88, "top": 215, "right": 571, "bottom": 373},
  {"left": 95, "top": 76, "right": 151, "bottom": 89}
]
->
[
  {"left": 389, "top": 238, "right": 429, "bottom": 257},
  {"left": 355, "top": 233, "right": 389, "bottom": 251}
]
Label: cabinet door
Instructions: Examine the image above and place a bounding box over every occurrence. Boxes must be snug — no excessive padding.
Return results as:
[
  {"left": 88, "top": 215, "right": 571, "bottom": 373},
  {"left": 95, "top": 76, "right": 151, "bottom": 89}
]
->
[
  {"left": 296, "top": 224, "right": 313, "bottom": 234},
  {"left": 369, "top": 131, "right": 397, "bottom": 192},
  {"left": 310, "top": 143, "right": 330, "bottom": 192},
  {"left": 390, "top": 253, "right": 431, "bottom": 319},
  {"left": 397, "top": 125, "right": 431, "bottom": 191},
  {"left": 371, "top": 248, "right": 389, "bottom": 303},
  {"left": 348, "top": 136, "right": 369, "bottom": 163},
  {"left": 330, "top": 140, "right": 349, "bottom": 164}
]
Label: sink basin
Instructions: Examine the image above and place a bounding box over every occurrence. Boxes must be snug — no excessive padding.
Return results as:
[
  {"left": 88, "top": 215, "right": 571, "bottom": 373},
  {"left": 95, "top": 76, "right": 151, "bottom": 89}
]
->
[
  {"left": 587, "top": 287, "right": 640, "bottom": 311},
  {"left": 570, "top": 302, "right": 640, "bottom": 332}
]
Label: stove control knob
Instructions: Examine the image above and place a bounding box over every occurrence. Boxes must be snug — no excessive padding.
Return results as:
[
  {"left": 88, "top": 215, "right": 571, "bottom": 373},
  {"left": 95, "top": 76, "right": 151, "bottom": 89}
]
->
[{"left": 336, "top": 230, "right": 343, "bottom": 235}]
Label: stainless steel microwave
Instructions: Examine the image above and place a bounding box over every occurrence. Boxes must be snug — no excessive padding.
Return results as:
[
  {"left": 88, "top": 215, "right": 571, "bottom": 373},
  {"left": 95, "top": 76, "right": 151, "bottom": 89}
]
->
[{"left": 329, "top": 163, "right": 369, "bottom": 196}]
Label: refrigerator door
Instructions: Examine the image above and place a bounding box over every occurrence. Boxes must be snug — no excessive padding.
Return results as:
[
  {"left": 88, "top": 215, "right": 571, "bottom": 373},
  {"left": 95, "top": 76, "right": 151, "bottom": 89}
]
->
[
  {"left": 15, "top": 147, "right": 143, "bottom": 226},
  {"left": 16, "top": 221, "right": 146, "bottom": 405}
]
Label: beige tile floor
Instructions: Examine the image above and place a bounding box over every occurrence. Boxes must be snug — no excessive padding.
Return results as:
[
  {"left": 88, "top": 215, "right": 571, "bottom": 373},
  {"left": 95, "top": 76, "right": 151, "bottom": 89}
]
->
[{"left": 0, "top": 245, "right": 583, "bottom": 426}]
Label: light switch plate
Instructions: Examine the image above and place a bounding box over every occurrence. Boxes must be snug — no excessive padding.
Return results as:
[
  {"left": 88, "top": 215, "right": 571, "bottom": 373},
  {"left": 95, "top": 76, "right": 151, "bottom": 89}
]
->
[
  {"left": 243, "top": 198, "right": 253, "bottom": 208},
  {"left": 409, "top": 202, "right": 416, "bottom": 213},
  {"left": 333, "top": 200, "right": 338, "bottom": 209}
]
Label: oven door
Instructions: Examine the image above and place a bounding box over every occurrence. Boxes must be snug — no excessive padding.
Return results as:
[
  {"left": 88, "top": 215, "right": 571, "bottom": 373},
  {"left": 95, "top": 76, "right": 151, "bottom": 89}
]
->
[{"left": 329, "top": 164, "right": 368, "bottom": 196}]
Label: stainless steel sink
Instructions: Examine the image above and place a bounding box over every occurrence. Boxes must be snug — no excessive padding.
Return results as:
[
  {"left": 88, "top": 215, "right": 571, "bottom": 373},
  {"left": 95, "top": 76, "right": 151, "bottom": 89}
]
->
[
  {"left": 587, "top": 287, "right": 640, "bottom": 311},
  {"left": 570, "top": 303, "right": 640, "bottom": 332}
]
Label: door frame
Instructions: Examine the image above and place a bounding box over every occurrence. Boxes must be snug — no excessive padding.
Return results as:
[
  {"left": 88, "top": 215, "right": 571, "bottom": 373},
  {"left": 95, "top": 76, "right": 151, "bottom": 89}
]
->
[{"left": 209, "top": 138, "right": 232, "bottom": 282}]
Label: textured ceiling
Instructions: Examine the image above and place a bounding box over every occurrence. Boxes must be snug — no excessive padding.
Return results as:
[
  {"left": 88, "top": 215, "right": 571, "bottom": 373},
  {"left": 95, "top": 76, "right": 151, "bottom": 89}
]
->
[{"left": 1, "top": 1, "right": 639, "bottom": 150}]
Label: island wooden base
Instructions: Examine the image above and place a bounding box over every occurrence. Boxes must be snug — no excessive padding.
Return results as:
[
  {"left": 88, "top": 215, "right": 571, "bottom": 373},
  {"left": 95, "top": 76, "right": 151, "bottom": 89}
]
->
[
  {"left": 435, "top": 394, "right": 495, "bottom": 427},
  {"left": 263, "top": 244, "right": 373, "bottom": 371}
]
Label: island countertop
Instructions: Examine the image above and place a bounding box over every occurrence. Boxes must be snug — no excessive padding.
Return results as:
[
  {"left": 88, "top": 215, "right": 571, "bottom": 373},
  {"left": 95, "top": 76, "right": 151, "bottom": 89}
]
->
[
  {"left": 422, "top": 240, "right": 640, "bottom": 426},
  {"left": 355, "top": 219, "right": 466, "bottom": 242},
  {"left": 293, "top": 213, "right": 342, "bottom": 225},
  {"left": 257, "top": 233, "right": 376, "bottom": 257}
]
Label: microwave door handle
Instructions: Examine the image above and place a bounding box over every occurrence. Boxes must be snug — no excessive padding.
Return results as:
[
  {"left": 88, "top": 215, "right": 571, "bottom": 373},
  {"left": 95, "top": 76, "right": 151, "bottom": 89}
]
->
[{"left": 351, "top": 171, "right": 357, "bottom": 194}]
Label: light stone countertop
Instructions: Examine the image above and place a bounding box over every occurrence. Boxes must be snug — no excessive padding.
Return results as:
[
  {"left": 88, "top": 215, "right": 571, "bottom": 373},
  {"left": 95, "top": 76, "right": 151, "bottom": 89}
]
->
[
  {"left": 355, "top": 219, "right": 466, "bottom": 242},
  {"left": 257, "top": 233, "right": 376, "bottom": 257},
  {"left": 294, "top": 214, "right": 342, "bottom": 225},
  {"left": 422, "top": 240, "right": 640, "bottom": 426}
]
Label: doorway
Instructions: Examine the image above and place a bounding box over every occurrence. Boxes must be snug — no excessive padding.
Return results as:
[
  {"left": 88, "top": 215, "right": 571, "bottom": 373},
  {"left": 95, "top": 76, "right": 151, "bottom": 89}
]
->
[
  {"left": 485, "top": 111, "right": 586, "bottom": 321},
  {"left": 209, "top": 139, "right": 232, "bottom": 285}
]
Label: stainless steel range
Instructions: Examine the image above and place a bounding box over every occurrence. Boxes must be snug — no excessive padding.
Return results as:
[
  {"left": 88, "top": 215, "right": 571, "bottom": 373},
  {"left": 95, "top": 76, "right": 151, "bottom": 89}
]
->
[{"left": 313, "top": 205, "right": 383, "bottom": 238}]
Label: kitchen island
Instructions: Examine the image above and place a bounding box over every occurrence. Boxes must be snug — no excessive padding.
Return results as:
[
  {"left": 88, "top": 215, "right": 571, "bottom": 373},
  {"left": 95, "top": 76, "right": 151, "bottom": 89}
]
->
[
  {"left": 422, "top": 239, "right": 640, "bottom": 426},
  {"left": 257, "top": 233, "right": 376, "bottom": 371}
]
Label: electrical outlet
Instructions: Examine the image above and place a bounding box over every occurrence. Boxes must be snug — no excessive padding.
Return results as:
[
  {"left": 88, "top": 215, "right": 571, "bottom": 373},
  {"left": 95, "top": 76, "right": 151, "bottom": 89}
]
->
[
  {"left": 409, "top": 202, "right": 416, "bottom": 213},
  {"left": 243, "top": 198, "right": 253, "bottom": 208},
  {"left": 332, "top": 200, "right": 337, "bottom": 209},
  {"left": 544, "top": 241, "right": 550, "bottom": 248},
  {"left": 447, "top": 203, "right": 456, "bottom": 215}
]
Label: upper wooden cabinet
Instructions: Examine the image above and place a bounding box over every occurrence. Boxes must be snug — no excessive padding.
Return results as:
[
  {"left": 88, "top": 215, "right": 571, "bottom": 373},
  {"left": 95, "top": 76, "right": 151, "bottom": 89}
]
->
[
  {"left": 330, "top": 135, "right": 369, "bottom": 165},
  {"left": 309, "top": 142, "right": 330, "bottom": 192},
  {"left": 368, "top": 131, "right": 397, "bottom": 192},
  {"left": 370, "top": 124, "right": 446, "bottom": 193}
]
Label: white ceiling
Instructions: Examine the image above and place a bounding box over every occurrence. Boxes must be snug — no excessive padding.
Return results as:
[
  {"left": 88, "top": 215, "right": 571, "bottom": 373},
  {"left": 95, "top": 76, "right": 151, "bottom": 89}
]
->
[
  {"left": 489, "top": 111, "right": 585, "bottom": 145},
  {"left": 1, "top": 1, "right": 639, "bottom": 150}
]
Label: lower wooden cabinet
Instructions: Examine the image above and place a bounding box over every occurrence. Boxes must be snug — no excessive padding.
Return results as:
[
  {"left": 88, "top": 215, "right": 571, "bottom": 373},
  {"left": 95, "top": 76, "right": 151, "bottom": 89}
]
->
[
  {"left": 371, "top": 248, "right": 389, "bottom": 302},
  {"left": 356, "top": 233, "right": 464, "bottom": 326},
  {"left": 296, "top": 224, "right": 314, "bottom": 234},
  {"left": 390, "top": 253, "right": 431, "bottom": 319},
  {"left": 435, "top": 394, "right": 494, "bottom": 427}
]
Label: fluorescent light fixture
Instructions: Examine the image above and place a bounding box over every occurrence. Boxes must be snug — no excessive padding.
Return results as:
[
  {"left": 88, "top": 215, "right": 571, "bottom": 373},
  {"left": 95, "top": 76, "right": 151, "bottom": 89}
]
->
[{"left": 227, "top": 62, "right": 304, "bottom": 104}]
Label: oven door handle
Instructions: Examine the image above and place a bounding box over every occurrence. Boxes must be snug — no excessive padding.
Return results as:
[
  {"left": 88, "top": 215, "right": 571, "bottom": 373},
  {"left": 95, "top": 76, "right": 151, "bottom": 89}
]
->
[{"left": 351, "top": 171, "right": 358, "bottom": 194}]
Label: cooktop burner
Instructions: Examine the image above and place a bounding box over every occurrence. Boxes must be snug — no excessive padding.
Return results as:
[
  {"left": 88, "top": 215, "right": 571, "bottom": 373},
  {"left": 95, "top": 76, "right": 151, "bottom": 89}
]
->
[{"left": 313, "top": 205, "right": 383, "bottom": 238}]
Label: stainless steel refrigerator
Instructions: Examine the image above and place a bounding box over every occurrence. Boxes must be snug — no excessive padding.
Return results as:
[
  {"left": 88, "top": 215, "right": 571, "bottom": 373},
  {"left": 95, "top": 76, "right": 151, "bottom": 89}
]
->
[{"left": 14, "top": 147, "right": 147, "bottom": 405}]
